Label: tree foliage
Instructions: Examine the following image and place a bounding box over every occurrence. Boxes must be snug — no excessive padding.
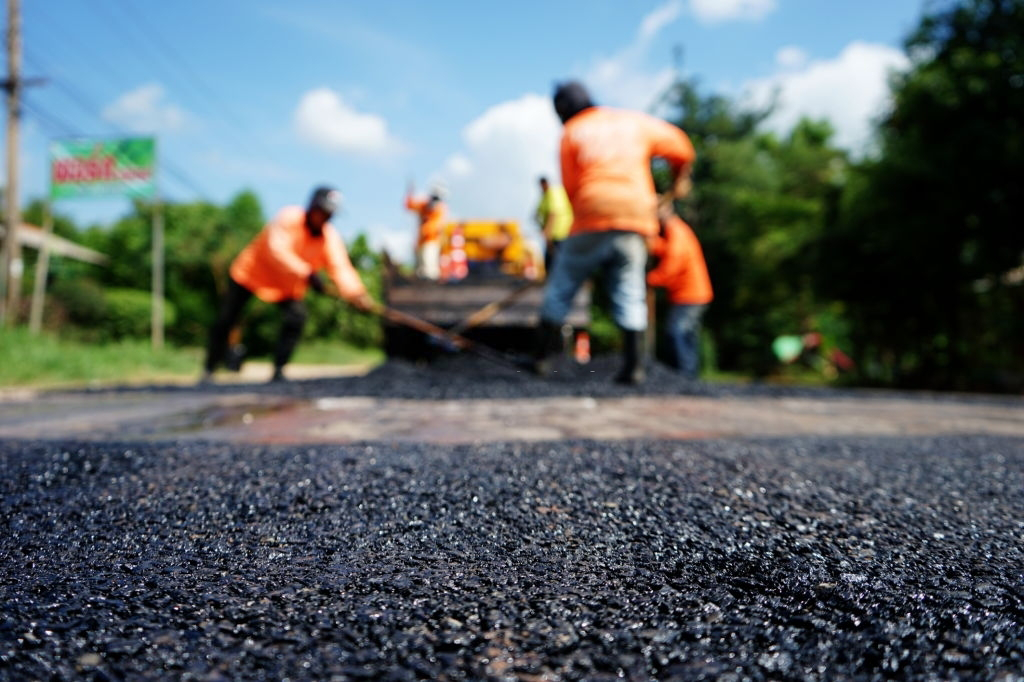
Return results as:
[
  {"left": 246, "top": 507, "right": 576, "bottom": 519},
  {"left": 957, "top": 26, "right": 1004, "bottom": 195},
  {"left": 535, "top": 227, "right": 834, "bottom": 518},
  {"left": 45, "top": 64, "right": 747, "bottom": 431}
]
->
[
  {"left": 821, "top": 0, "right": 1024, "bottom": 388},
  {"left": 660, "top": 78, "right": 849, "bottom": 375}
]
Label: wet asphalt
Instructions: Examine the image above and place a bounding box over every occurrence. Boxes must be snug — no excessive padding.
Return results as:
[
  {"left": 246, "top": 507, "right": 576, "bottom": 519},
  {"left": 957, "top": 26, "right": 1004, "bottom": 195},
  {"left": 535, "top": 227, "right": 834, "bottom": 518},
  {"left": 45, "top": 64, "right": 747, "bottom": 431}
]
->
[{"left": 1, "top": 357, "right": 1023, "bottom": 680}]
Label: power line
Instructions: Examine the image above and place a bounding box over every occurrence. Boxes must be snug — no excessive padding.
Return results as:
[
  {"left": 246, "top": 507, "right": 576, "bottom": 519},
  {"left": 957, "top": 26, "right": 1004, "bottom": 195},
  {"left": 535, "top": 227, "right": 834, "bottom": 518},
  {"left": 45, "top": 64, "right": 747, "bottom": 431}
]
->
[
  {"left": 22, "top": 92, "right": 211, "bottom": 201},
  {"left": 26, "top": 2, "right": 140, "bottom": 88},
  {"left": 110, "top": 0, "right": 263, "bottom": 145},
  {"left": 19, "top": 3, "right": 279, "bottom": 209},
  {"left": 95, "top": 0, "right": 277, "bottom": 161}
]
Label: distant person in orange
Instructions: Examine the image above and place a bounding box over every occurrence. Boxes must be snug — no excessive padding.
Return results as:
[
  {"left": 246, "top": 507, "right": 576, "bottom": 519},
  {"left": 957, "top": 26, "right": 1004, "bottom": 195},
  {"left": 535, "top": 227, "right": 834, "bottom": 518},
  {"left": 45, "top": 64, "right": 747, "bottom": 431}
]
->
[
  {"left": 202, "top": 186, "right": 375, "bottom": 384},
  {"left": 532, "top": 80, "right": 696, "bottom": 385},
  {"left": 406, "top": 181, "right": 448, "bottom": 280},
  {"left": 647, "top": 211, "right": 713, "bottom": 379}
]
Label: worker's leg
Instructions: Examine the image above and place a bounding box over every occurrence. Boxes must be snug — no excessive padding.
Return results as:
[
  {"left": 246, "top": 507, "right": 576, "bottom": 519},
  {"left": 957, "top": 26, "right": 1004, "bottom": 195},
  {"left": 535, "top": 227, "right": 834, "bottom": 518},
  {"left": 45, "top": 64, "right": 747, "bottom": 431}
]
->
[
  {"left": 531, "top": 233, "right": 607, "bottom": 374},
  {"left": 417, "top": 241, "right": 441, "bottom": 280},
  {"left": 601, "top": 231, "right": 649, "bottom": 384},
  {"left": 667, "top": 303, "right": 706, "bottom": 379},
  {"left": 602, "top": 231, "right": 649, "bottom": 332},
  {"left": 539, "top": 232, "right": 606, "bottom": 325},
  {"left": 544, "top": 239, "right": 562, "bottom": 275},
  {"left": 272, "top": 299, "right": 308, "bottom": 380},
  {"left": 204, "top": 279, "right": 252, "bottom": 374}
]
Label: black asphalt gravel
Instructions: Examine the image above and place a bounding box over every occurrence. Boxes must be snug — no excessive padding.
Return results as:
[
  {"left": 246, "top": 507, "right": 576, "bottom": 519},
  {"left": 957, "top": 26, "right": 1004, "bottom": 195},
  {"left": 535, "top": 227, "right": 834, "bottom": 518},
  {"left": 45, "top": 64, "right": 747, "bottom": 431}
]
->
[{"left": 2, "top": 358, "right": 1023, "bottom": 680}]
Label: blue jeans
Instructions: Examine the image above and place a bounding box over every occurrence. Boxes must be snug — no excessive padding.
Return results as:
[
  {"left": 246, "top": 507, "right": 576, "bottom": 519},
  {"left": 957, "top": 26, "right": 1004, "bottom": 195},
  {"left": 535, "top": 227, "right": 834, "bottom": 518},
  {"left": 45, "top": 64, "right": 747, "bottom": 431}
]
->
[
  {"left": 539, "top": 230, "right": 648, "bottom": 332},
  {"left": 666, "top": 303, "right": 706, "bottom": 378}
]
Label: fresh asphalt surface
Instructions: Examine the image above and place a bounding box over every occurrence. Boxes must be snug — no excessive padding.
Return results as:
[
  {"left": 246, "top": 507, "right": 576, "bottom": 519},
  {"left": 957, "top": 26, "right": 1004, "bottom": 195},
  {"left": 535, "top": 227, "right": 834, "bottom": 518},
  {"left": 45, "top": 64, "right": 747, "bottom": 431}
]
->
[{"left": 1, "top": 357, "right": 1023, "bottom": 680}]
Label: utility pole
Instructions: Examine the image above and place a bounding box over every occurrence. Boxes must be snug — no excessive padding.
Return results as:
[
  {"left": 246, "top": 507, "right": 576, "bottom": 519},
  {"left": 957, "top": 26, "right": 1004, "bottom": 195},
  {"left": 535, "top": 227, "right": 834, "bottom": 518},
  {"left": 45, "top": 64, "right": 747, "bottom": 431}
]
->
[
  {"left": 0, "top": 0, "right": 21, "bottom": 326},
  {"left": 1, "top": 0, "right": 43, "bottom": 326}
]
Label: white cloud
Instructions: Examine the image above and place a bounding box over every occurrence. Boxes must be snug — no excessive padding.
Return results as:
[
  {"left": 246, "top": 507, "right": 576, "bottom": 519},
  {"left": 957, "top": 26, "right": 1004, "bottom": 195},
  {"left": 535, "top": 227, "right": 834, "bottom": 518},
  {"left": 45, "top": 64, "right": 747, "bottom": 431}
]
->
[
  {"left": 366, "top": 222, "right": 413, "bottom": 261},
  {"left": 689, "top": 0, "right": 777, "bottom": 23},
  {"left": 640, "top": 0, "right": 684, "bottom": 41},
  {"left": 743, "top": 41, "right": 910, "bottom": 152},
  {"left": 435, "top": 94, "right": 562, "bottom": 241},
  {"left": 293, "top": 87, "right": 404, "bottom": 157},
  {"left": 776, "top": 46, "right": 809, "bottom": 70},
  {"left": 583, "top": 0, "right": 682, "bottom": 110},
  {"left": 102, "top": 84, "right": 188, "bottom": 133}
]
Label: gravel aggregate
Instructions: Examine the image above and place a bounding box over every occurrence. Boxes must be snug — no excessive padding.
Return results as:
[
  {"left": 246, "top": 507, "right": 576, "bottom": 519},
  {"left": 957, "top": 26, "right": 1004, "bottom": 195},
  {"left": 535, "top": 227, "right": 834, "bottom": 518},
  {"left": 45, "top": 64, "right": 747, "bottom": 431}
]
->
[
  {"left": 3, "top": 434, "right": 1023, "bottom": 680},
  {"left": 2, "top": 356, "right": 1023, "bottom": 680}
]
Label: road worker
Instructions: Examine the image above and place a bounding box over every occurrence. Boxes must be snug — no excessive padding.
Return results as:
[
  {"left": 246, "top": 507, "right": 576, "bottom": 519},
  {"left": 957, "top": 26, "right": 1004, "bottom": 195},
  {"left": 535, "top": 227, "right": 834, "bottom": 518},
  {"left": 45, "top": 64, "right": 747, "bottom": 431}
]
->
[
  {"left": 406, "top": 181, "right": 448, "bottom": 280},
  {"left": 532, "top": 80, "right": 697, "bottom": 385},
  {"left": 202, "top": 186, "right": 375, "bottom": 384},
  {"left": 647, "top": 211, "right": 713, "bottom": 379},
  {"left": 534, "top": 175, "right": 573, "bottom": 273}
]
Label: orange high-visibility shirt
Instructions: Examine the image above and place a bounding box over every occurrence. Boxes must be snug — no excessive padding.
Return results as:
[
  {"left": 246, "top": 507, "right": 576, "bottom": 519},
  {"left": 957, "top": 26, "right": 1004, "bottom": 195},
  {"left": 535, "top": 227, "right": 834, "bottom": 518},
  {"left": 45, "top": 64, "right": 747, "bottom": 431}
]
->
[
  {"left": 560, "top": 107, "right": 695, "bottom": 238},
  {"left": 406, "top": 195, "right": 446, "bottom": 246},
  {"left": 229, "top": 206, "right": 367, "bottom": 303},
  {"left": 647, "top": 215, "right": 713, "bottom": 305}
]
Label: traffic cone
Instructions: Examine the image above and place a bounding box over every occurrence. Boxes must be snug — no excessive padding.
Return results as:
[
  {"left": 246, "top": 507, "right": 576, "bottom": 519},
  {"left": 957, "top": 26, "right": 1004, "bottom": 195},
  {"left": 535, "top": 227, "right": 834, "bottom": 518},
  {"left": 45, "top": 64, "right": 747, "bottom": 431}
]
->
[
  {"left": 450, "top": 226, "right": 468, "bottom": 280},
  {"left": 574, "top": 330, "right": 591, "bottom": 364}
]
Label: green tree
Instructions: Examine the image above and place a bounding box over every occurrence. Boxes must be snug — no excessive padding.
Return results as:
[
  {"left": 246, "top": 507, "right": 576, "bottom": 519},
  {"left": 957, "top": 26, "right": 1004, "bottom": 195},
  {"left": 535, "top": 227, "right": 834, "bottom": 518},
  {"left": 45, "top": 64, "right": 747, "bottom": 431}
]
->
[
  {"left": 659, "top": 78, "right": 850, "bottom": 376},
  {"left": 823, "top": 0, "right": 1024, "bottom": 389}
]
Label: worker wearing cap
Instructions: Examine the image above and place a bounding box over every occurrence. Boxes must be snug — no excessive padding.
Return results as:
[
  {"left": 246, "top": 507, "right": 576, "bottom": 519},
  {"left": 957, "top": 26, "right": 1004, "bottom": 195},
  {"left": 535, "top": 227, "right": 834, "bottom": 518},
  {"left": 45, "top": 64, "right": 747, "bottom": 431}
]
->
[
  {"left": 202, "top": 186, "right": 375, "bottom": 383},
  {"left": 533, "top": 80, "right": 696, "bottom": 384},
  {"left": 647, "top": 212, "right": 713, "bottom": 379},
  {"left": 406, "top": 181, "right": 448, "bottom": 280}
]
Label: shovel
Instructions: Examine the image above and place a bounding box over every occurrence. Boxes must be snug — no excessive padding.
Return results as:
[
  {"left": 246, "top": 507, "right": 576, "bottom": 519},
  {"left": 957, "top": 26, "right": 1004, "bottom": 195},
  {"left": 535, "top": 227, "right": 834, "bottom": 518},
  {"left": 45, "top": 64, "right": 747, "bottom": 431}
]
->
[{"left": 368, "top": 302, "right": 526, "bottom": 371}]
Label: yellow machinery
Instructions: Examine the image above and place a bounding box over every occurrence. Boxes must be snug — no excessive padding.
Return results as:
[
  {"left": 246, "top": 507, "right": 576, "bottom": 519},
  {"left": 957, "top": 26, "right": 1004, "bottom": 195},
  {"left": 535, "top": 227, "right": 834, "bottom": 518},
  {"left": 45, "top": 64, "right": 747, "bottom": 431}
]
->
[
  {"left": 382, "top": 220, "right": 589, "bottom": 360},
  {"left": 439, "top": 220, "right": 542, "bottom": 279}
]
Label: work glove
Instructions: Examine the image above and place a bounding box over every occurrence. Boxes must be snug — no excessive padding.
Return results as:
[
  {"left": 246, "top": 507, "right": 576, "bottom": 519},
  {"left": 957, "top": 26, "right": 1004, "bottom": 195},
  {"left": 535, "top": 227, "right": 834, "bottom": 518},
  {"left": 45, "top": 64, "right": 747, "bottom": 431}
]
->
[{"left": 308, "top": 272, "right": 326, "bottom": 294}]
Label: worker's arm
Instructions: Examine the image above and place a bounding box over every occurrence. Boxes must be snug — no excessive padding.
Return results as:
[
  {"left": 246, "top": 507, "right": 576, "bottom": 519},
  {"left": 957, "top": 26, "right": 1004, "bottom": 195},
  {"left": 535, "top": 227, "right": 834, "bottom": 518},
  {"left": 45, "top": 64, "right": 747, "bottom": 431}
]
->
[
  {"left": 649, "top": 116, "right": 696, "bottom": 200},
  {"left": 559, "top": 135, "right": 580, "bottom": 206},
  {"left": 323, "top": 227, "right": 374, "bottom": 310}
]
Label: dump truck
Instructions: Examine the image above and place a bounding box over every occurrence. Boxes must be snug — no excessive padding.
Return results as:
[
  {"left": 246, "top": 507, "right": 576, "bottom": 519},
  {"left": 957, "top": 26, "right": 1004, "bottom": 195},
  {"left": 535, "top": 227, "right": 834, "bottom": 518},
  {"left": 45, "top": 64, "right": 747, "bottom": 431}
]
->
[{"left": 382, "top": 220, "right": 591, "bottom": 361}]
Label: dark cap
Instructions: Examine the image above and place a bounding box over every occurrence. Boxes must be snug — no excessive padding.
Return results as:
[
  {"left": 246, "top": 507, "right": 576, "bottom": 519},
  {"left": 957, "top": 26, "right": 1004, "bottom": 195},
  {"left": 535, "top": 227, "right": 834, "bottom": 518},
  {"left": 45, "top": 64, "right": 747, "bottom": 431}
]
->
[
  {"left": 553, "top": 81, "right": 595, "bottom": 123},
  {"left": 308, "top": 186, "right": 342, "bottom": 214}
]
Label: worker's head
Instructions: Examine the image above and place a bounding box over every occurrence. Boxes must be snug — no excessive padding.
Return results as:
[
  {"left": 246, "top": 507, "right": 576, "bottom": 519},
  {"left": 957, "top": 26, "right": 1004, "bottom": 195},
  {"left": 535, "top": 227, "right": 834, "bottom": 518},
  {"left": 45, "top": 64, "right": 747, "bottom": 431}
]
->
[
  {"left": 306, "top": 186, "right": 342, "bottom": 234},
  {"left": 553, "top": 81, "right": 594, "bottom": 124},
  {"left": 538, "top": 176, "right": 549, "bottom": 190}
]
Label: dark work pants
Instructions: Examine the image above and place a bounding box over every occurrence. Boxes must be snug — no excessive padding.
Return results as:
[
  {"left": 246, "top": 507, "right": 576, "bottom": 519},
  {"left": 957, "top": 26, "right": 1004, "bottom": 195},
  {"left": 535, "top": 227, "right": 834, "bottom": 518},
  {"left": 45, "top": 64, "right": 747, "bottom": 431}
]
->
[
  {"left": 205, "top": 278, "right": 308, "bottom": 373},
  {"left": 544, "top": 239, "right": 563, "bottom": 275}
]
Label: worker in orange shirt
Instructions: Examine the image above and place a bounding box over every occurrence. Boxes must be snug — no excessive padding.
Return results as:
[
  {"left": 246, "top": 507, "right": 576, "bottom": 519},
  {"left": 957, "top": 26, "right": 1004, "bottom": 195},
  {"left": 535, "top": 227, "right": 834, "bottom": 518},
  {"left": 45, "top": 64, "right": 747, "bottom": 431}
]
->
[
  {"left": 647, "top": 211, "right": 713, "bottom": 379},
  {"left": 202, "top": 186, "right": 375, "bottom": 384},
  {"left": 532, "top": 80, "right": 696, "bottom": 385},
  {"left": 406, "top": 181, "right": 448, "bottom": 280}
]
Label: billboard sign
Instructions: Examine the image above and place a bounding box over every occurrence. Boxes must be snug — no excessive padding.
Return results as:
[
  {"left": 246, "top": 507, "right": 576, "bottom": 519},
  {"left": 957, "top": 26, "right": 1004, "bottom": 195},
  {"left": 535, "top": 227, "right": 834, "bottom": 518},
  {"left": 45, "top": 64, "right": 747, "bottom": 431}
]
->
[{"left": 50, "top": 137, "right": 156, "bottom": 199}]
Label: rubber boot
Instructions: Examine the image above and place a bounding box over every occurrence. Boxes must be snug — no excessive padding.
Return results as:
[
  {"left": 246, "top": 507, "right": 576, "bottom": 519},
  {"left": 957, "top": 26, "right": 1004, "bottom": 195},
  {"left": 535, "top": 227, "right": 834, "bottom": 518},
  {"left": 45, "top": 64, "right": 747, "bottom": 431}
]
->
[
  {"left": 530, "top": 321, "right": 564, "bottom": 377},
  {"left": 614, "top": 330, "right": 646, "bottom": 385}
]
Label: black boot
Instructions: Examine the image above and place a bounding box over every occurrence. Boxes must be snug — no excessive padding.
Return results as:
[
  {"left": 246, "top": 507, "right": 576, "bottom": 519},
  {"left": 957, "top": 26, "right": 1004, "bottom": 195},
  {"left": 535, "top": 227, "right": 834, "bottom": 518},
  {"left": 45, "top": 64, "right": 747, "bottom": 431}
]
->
[
  {"left": 614, "top": 330, "right": 646, "bottom": 385},
  {"left": 530, "top": 320, "right": 564, "bottom": 377}
]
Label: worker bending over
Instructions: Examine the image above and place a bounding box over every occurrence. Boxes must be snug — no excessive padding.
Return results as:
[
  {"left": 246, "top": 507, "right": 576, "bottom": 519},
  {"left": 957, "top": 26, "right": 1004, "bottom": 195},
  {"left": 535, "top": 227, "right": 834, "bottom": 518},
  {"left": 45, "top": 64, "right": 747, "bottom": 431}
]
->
[
  {"left": 647, "top": 212, "right": 713, "bottom": 379},
  {"left": 202, "top": 186, "right": 374, "bottom": 384}
]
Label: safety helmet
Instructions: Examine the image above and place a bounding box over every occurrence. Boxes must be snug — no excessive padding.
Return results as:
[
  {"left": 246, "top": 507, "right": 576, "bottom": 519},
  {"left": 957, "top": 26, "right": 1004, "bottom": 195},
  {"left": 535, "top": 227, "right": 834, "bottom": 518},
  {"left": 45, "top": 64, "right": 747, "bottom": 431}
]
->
[
  {"left": 553, "top": 81, "right": 595, "bottom": 123},
  {"left": 309, "top": 186, "right": 342, "bottom": 214}
]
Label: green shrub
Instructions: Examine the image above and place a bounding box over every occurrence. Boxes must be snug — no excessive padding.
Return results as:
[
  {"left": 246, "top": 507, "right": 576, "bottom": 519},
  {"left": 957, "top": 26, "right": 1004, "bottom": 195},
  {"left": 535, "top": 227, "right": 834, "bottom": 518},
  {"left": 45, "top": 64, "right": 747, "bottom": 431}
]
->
[
  {"left": 49, "top": 279, "right": 175, "bottom": 342},
  {"left": 104, "top": 288, "right": 176, "bottom": 341}
]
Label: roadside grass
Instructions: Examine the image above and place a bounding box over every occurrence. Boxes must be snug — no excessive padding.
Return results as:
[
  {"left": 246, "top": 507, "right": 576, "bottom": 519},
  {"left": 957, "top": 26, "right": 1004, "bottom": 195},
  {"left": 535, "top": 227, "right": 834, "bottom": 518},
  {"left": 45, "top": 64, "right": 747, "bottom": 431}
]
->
[{"left": 0, "top": 327, "right": 383, "bottom": 390}]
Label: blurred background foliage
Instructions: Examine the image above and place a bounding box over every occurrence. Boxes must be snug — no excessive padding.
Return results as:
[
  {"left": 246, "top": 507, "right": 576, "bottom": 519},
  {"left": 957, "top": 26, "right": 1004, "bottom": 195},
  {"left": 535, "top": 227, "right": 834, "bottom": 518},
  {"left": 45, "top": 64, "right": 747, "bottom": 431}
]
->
[{"left": 7, "top": 0, "right": 1023, "bottom": 392}]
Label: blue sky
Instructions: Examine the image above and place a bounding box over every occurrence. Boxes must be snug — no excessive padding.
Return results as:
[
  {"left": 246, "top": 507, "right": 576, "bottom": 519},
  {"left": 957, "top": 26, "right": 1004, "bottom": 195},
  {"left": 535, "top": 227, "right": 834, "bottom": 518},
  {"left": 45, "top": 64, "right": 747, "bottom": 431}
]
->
[{"left": 6, "top": 0, "right": 926, "bottom": 262}]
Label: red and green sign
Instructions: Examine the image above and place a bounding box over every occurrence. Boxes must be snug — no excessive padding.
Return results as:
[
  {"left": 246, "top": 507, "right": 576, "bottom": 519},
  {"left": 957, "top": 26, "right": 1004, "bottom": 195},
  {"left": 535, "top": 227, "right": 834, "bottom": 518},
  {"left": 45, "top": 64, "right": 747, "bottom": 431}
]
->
[{"left": 50, "top": 137, "right": 156, "bottom": 199}]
